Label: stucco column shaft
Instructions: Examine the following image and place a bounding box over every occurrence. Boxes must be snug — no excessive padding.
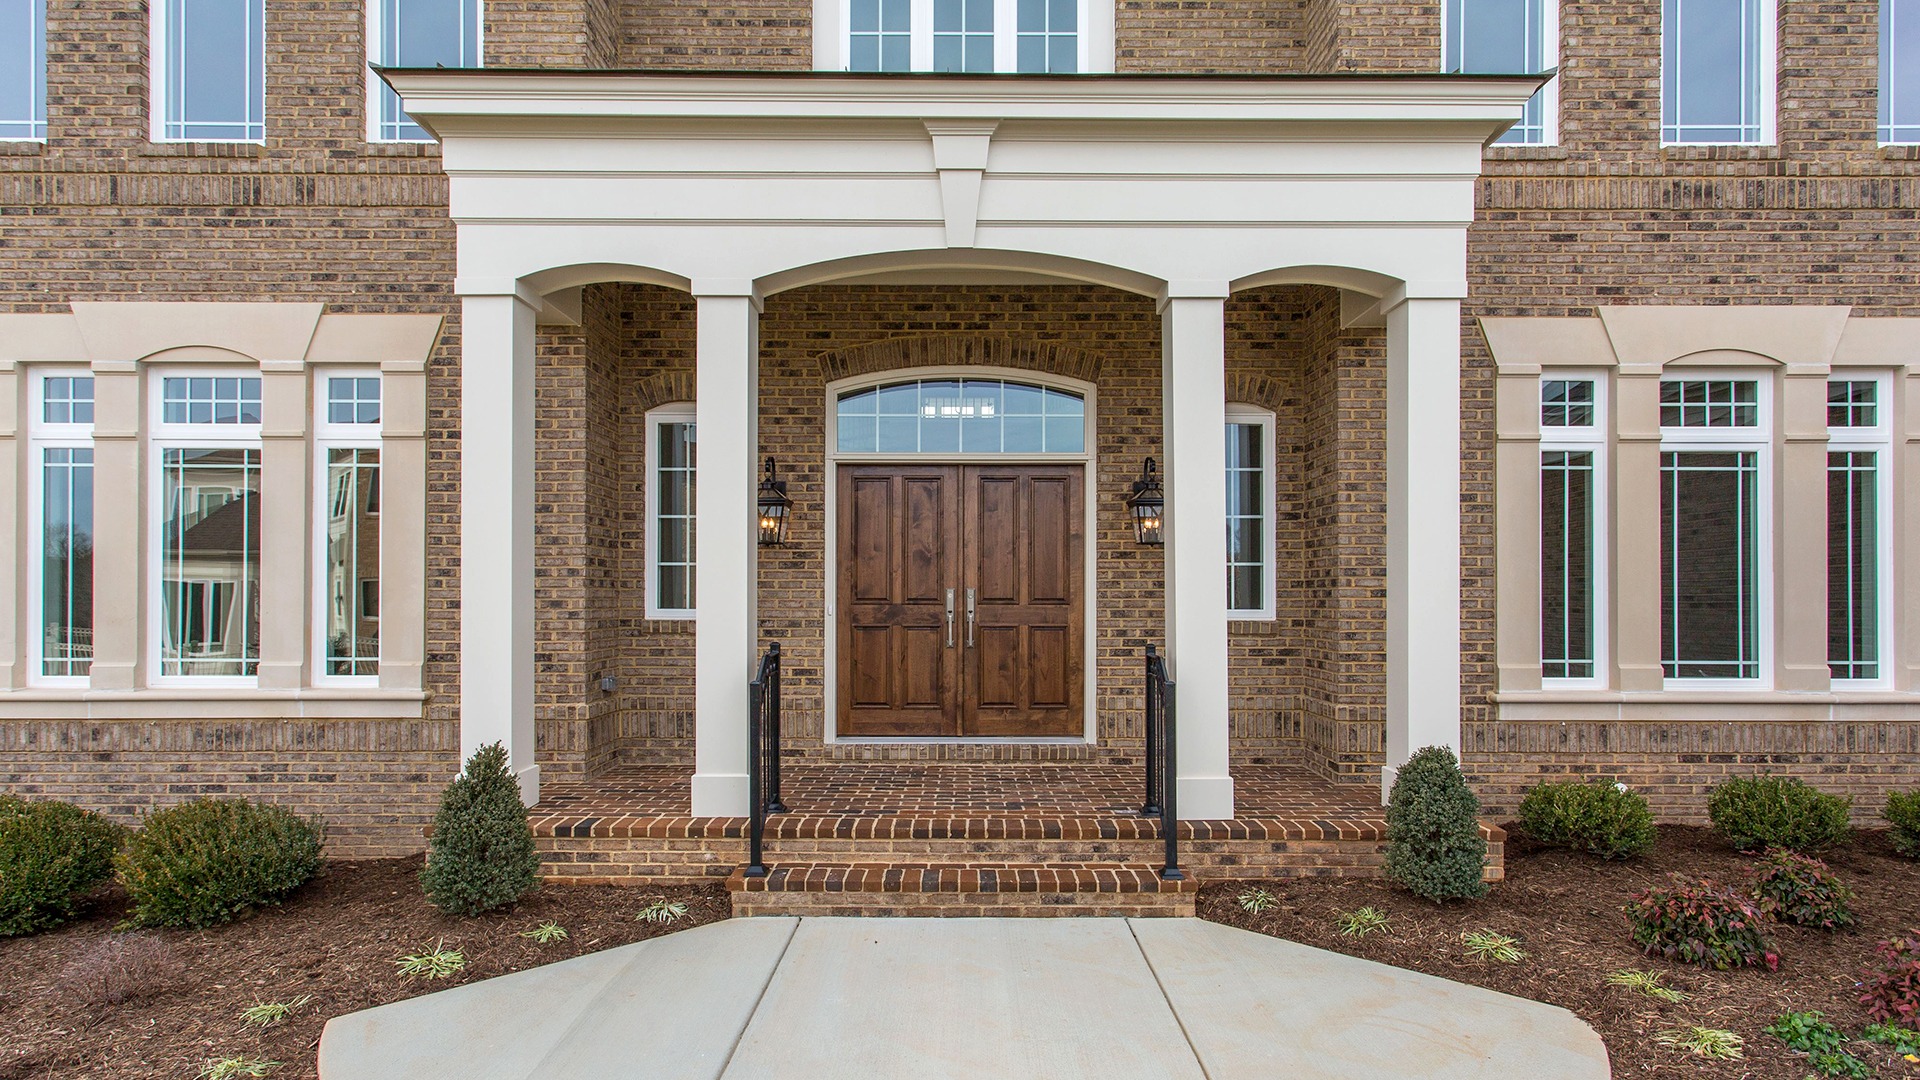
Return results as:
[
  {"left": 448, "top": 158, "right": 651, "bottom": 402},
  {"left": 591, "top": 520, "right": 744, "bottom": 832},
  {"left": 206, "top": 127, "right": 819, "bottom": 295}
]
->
[
  {"left": 459, "top": 292, "right": 540, "bottom": 803},
  {"left": 1611, "top": 370, "right": 1664, "bottom": 691},
  {"left": 1383, "top": 296, "right": 1463, "bottom": 801},
  {"left": 88, "top": 365, "right": 143, "bottom": 691},
  {"left": 1777, "top": 369, "right": 1832, "bottom": 692},
  {"left": 257, "top": 364, "right": 309, "bottom": 690},
  {"left": 1159, "top": 290, "right": 1234, "bottom": 821},
  {"left": 691, "top": 290, "right": 762, "bottom": 818}
]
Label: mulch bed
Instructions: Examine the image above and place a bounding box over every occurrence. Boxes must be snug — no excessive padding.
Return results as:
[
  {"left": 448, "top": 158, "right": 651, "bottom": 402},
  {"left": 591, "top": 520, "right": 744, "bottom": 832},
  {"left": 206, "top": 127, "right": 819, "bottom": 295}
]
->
[
  {"left": 1201, "top": 825, "right": 1920, "bottom": 1079},
  {"left": 0, "top": 857, "right": 727, "bottom": 1080}
]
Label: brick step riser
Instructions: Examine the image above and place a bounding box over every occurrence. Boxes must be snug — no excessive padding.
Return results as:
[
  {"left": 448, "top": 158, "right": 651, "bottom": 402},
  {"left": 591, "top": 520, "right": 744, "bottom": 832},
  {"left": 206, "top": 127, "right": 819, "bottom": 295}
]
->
[{"left": 731, "top": 892, "right": 1195, "bottom": 918}]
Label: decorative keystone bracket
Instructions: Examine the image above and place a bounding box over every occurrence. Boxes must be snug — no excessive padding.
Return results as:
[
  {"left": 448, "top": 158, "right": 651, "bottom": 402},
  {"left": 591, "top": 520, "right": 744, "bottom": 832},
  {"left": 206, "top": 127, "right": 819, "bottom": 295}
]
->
[{"left": 924, "top": 120, "right": 999, "bottom": 249}]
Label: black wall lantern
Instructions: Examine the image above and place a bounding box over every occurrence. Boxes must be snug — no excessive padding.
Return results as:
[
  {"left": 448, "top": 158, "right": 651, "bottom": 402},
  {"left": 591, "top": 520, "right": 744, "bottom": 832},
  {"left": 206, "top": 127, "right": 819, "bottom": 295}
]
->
[
  {"left": 1127, "top": 457, "right": 1165, "bottom": 546},
  {"left": 757, "top": 456, "right": 793, "bottom": 546}
]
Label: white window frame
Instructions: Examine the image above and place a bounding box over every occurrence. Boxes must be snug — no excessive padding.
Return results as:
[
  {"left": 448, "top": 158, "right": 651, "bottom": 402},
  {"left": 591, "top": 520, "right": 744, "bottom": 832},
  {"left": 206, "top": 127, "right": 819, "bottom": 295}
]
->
[
  {"left": 1225, "top": 404, "right": 1276, "bottom": 622},
  {"left": 646, "top": 403, "right": 697, "bottom": 621},
  {"left": 2, "top": 0, "right": 48, "bottom": 141},
  {"left": 1660, "top": 0, "right": 1778, "bottom": 146},
  {"left": 1658, "top": 372, "right": 1773, "bottom": 689},
  {"left": 364, "top": 0, "right": 483, "bottom": 143},
  {"left": 148, "top": 368, "right": 264, "bottom": 687},
  {"left": 149, "top": 0, "right": 268, "bottom": 144},
  {"left": 26, "top": 368, "right": 95, "bottom": 688},
  {"left": 1885, "top": 0, "right": 1920, "bottom": 144},
  {"left": 312, "top": 368, "right": 383, "bottom": 686},
  {"left": 1826, "top": 372, "right": 1895, "bottom": 689},
  {"left": 1539, "top": 373, "right": 1607, "bottom": 689},
  {"left": 817, "top": 0, "right": 1114, "bottom": 72},
  {"left": 1441, "top": 0, "right": 1560, "bottom": 146}
]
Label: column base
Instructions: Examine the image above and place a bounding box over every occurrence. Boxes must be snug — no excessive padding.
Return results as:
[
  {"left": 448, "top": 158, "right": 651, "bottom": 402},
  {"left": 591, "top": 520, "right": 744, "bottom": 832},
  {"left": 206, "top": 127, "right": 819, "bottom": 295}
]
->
[
  {"left": 1176, "top": 774, "right": 1234, "bottom": 820},
  {"left": 692, "top": 771, "right": 750, "bottom": 817},
  {"left": 514, "top": 764, "right": 541, "bottom": 809},
  {"left": 1380, "top": 764, "right": 1398, "bottom": 807}
]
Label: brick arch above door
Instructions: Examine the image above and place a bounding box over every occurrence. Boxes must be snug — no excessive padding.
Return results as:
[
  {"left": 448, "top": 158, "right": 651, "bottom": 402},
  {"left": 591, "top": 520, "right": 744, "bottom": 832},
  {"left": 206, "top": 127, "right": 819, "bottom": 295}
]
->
[{"left": 814, "top": 335, "right": 1103, "bottom": 386}]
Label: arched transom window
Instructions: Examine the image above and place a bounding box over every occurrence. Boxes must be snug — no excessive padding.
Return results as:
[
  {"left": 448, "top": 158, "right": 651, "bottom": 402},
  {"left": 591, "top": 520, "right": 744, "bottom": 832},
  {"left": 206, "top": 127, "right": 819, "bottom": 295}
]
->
[{"left": 835, "top": 378, "right": 1086, "bottom": 454}]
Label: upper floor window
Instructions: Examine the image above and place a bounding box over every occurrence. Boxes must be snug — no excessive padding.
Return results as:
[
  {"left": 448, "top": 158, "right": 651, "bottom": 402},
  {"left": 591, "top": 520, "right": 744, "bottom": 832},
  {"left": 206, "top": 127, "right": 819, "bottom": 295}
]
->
[
  {"left": 1, "top": 0, "right": 47, "bottom": 140},
  {"left": 1443, "top": 0, "right": 1557, "bottom": 145},
  {"left": 369, "top": 0, "right": 481, "bottom": 142},
  {"left": 1885, "top": 0, "right": 1920, "bottom": 144},
  {"left": 1662, "top": 0, "right": 1775, "bottom": 144},
  {"left": 153, "top": 0, "right": 266, "bottom": 142},
  {"left": 836, "top": 0, "right": 1103, "bottom": 72}
]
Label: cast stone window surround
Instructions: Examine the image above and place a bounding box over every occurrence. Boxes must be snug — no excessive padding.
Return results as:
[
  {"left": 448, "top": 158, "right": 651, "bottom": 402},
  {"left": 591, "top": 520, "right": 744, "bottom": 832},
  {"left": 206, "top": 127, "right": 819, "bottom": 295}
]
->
[
  {"left": 816, "top": 0, "right": 1115, "bottom": 73},
  {"left": 1442, "top": 0, "right": 1558, "bottom": 146},
  {"left": 1, "top": 0, "right": 47, "bottom": 141},
  {"left": 150, "top": 0, "right": 268, "bottom": 143},
  {"left": 367, "top": 0, "right": 483, "bottom": 143}
]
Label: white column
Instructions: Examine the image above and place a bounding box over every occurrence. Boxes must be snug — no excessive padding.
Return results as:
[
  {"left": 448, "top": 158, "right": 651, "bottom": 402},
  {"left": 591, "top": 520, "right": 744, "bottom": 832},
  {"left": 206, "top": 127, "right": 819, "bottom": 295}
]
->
[
  {"left": 690, "top": 286, "right": 762, "bottom": 818},
  {"left": 1383, "top": 293, "right": 1464, "bottom": 802},
  {"left": 459, "top": 289, "right": 540, "bottom": 804},
  {"left": 1160, "top": 287, "right": 1235, "bottom": 820}
]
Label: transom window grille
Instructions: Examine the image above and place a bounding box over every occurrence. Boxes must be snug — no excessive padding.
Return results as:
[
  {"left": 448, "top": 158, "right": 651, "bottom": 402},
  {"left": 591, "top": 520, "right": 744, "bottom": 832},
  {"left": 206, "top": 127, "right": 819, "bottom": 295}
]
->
[
  {"left": 1541, "top": 379, "right": 1595, "bottom": 428},
  {"left": 836, "top": 379, "right": 1086, "bottom": 454},
  {"left": 845, "top": 0, "right": 1085, "bottom": 72},
  {"left": 163, "top": 376, "right": 262, "bottom": 426},
  {"left": 648, "top": 405, "right": 697, "bottom": 618},
  {"left": 1662, "top": 0, "right": 1772, "bottom": 144},
  {"left": 328, "top": 376, "right": 383, "bottom": 425},
  {"left": 155, "top": 0, "right": 266, "bottom": 142},
  {"left": 1660, "top": 379, "right": 1758, "bottom": 429},
  {"left": 1827, "top": 376, "right": 1891, "bottom": 684},
  {"left": 1828, "top": 380, "right": 1878, "bottom": 428},
  {"left": 1225, "top": 408, "right": 1274, "bottom": 619},
  {"left": 1884, "top": 0, "right": 1920, "bottom": 144},
  {"left": 370, "top": 0, "right": 481, "bottom": 142},
  {"left": 1443, "top": 0, "right": 1555, "bottom": 145},
  {"left": 1, "top": 0, "right": 48, "bottom": 140},
  {"left": 42, "top": 376, "right": 94, "bottom": 425}
]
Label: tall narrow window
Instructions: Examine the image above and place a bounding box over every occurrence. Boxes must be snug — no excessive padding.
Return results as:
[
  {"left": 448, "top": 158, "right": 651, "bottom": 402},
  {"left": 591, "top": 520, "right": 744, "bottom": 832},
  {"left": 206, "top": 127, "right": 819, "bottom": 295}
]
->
[
  {"left": 1541, "top": 378, "right": 1603, "bottom": 682},
  {"left": 1659, "top": 378, "right": 1768, "bottom": 682},
  {"left": 1886, "top": 0, "right": 1920, "bottom": 143},
  {"left": 316, "top": 374, "right": 382, "bottom": 680},
  {"left": 1828, "top": 377, "right": 1890, "bottom": 683},
  {"left": 1662, "top": 0, "right": 1773, "bottom": 144},
  {"left": 154, "top": 0, "right": 266, "bottom": 142},
  {"left": 1, "top": 0, "right": 47, "bottom": 140},
  {"left": 153, "top": 374, "right": 262, "bottom": 680},
  {"left": 850, "top": 0, "right": 912, "bottom": 71},
  {"left": 648, "top": 405, "right": 697, "bottom": 618},
  {"left": 1225, "top": 407, "right": 1274, "bottom": 619},
  {"left": 32, "top": 373, "right": 94, "bottom": 682},
  {"left": 1444, "top": 0, "right": 1556, "bottom": 145},
  {"left": 369, "top": 0, "right": 480, "bottom": 142}
]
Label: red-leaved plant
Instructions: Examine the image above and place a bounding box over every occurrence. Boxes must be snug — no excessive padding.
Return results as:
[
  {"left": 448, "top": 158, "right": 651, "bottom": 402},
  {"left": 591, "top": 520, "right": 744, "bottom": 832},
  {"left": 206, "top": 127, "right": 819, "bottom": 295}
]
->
[
  {"left": 1751, "top": 848, "right": 1856, "bottom": 930},
  {"left": 1626, "top": 875, "right": 1781, "bottom": 971},
  {"left": 1860, "top": 932, "right": 1920, "bottom": 1029}
]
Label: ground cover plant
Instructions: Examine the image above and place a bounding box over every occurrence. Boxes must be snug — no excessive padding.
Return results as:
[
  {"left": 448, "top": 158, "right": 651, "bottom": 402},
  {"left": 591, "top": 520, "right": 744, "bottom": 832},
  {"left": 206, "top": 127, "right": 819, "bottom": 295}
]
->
[
  {"left": 1750, "top": 849, "right": 1856, "bottom": 929},
  {"left": 1627, "top": 875, "right": 1779, "bottom": 971},
  {"left": 1858, "top": 930, "right": 1920, "bottom": 1029},
  {"left": 1517, "top": 780, "right": 1656, "bottom": 859},
  {"left": 0, "top": 795, "right": 124, "bottom": 937},
  {"left": 115, "top": 799, "right": 324, "bottom": 930},
  {"left": 0, "top": 856, "right": 727, "bottom": 1079},
  {"left": 1202, "top": 823, "right": 1920, "bottom": 1079},
  {"left": 1708, "top": 776, "right": 1853, "bottom": 853}
]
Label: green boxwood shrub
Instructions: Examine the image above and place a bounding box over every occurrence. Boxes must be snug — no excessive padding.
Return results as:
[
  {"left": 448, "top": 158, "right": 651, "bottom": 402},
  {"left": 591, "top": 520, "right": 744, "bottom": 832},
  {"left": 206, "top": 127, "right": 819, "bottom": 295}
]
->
[
  {"left": 1517, "top": 780, "right": 1656, "bottom": 859},
  {"left": 421, "top": 742, "right": 540, "bottom": 915},
  {"left": 1626, "top": 875, "right": 1779, "bottom": 971},
  {"left": 1887, "top": 791, "right": 1920, "bottom": 859},
  {"left": 1383, "top": 746, "right": 1489, "bottom": 902},
  {"left": 116, "top": 799, "right": 323, "bottom": 929},
  {"left": 1707, "top": 776, "right": 1852, "bottom": 852},
  {"left": 1750, "top": 849, "right": 1855, "bottom": 930},
  {"left": 0, "top": 796, "right": 124, "bottom": 937}
]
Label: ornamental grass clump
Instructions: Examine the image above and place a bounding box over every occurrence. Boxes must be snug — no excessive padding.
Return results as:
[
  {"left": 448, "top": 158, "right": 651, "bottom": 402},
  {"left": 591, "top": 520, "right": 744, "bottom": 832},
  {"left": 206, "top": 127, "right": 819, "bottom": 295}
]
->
[
  {"left": 0, "top": 795, "right": 124, "bottom": 937},
  {"left": 116, "top": 799, "right": 323, "bottom": 930},
  {"left": 1888, "top": 791, "right": 1920, "bottom": 859},
  {"left": 1382, "top": 746, "right": 1489, "bottom": 902},
  {"left": 420, "top": 742, "right": 540, "bottom": 915},
  {"left": 1626, "top": 875, "right": 1779, "bottom": 971},
  {"left": 1750, "top": 849, "right": 1856, "bottom": 930},
  {"left": 1707, "top": 775, "right": 1852, "bottom": 853},
  {"left": 1517, "top": 780, "right": 1656, "bottom": 859}
]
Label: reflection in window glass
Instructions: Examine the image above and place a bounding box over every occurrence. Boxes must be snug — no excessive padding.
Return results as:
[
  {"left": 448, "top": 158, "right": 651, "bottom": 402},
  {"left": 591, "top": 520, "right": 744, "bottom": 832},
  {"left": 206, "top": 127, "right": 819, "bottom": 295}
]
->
[
  {"left": 327, "top": 377, "right": 382, "bottom": 425},
  {"left": 1225, "top": 421, "right": 1265, "bottom": 613},
  {"left": 1444, "top": 0, "right": 1549, "bottom": 144},
  {"left": 42, "top": 447, "right": 93, "bottom": 677},
  {"left": 160, "top": 447, "right": 260, "bottom": 676},
  {"left": 324, "top": 448, "right": 380, "bottom": 677},
  {"left": 837, "top": 379, "right": 1085, "bottom": 454},
  {"left": 1541, "top": 450, "right": 1594, "bottom": 679},
  {"left": 1, "top": 0, "right": 47, "bottom": 140},
  {"left": 160, "top": 0, "right": 266, "bottom": 141},
  {"left": 1541, "top": 380, "right": 1594, "bottom": 428},
  {"left": 1662, "top": 0, "right": 1765, "bottom": 143},
  {"left": 373, "top": 0, "right": 480, "bottom": 141},
  {"left": 1661, "top": 450, "right": 1759, "bottom": 679},
  {"left": 655, "top": 421, "right": 696, "bottom": 612}
]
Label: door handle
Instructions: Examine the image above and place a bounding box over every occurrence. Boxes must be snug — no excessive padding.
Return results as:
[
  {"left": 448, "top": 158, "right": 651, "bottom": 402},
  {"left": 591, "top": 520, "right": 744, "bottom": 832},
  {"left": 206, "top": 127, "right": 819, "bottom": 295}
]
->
[
  {"left": 965, "top": 588, "right": 976, "bottom": 648},
  {"left": 945, "top": 589, "right": 956, "bottom": 648}
]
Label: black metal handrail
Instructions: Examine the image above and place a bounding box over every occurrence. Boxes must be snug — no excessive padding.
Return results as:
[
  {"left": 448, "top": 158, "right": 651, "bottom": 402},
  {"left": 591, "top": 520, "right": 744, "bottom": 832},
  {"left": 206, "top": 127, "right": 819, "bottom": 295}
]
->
[
  {"left": 744, "top": 641, "right": 785, "bottom": 878},
  {"left": 1142, "top": 645, "right": 1182, "bottom": 881}
]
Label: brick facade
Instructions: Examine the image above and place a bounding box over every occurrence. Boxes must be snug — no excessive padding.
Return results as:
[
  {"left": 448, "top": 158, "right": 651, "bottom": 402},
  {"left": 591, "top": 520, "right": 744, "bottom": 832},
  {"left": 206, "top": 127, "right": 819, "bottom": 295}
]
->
[{"left": 1, "top": 0, "right": 1915, "bottom": 855}]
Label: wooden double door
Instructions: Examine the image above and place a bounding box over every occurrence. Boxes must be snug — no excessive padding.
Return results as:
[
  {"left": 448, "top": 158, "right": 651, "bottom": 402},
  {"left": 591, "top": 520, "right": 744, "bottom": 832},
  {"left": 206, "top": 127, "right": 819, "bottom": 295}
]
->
[{"left": 837, "top": 463, "right": 1085, "bottom": 737}]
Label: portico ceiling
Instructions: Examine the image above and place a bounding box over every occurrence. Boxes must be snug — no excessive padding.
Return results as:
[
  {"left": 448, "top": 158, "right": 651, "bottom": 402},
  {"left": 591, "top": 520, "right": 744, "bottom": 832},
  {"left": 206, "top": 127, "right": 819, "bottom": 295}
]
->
[{"left": 381, "top": 70, "right": 1546, "bottom": 312}]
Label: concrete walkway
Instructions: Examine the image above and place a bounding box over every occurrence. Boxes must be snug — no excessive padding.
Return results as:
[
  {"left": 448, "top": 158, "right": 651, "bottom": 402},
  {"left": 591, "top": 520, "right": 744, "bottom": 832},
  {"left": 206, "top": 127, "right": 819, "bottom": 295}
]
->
[{"left": 319, "top": 918, "right": 1611, "bottom": 1079}]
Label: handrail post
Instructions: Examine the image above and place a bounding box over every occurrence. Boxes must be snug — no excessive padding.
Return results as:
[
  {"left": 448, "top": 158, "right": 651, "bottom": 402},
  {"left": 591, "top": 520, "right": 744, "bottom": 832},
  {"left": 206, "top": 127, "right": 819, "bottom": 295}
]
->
[
  {"left": 745, "top": 670, "right": 766, "bottom": 878},
  {"left": 766, "top": 642, "right": 787, "bottom": 814},
  {"left": 1142, "top": 645, "right": 1161, "bottom": 817},
  {"left": 1160, "top": 666, "right": 1182, "bottom": 881}
]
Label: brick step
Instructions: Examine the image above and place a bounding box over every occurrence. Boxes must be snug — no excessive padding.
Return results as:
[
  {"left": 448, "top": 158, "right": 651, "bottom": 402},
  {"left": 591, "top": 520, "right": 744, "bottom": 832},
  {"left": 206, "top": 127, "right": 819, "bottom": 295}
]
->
[{"left": 726, "top": 861, "right": 1199, "bottom": 917}]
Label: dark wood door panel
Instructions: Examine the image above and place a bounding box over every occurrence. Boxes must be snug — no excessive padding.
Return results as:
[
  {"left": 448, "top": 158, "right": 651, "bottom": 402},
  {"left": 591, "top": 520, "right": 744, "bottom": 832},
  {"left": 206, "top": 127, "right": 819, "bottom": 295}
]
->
[
  {"left": 961, "top": 465, "right": 1084, "bottom": 737},
  {"left": 838, "top": 466, "right": 959, "bottom": 736}
]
